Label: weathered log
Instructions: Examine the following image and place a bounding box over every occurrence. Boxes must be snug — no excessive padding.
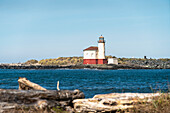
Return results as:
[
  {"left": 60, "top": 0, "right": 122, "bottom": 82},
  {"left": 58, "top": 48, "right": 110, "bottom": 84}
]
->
[
  {"left": 73, "top": 93, "right": 162, "bottom": 113},
  {"left": 18, "top": 77, "right": 47, "bottom": 90},
  {"left": 0, "top": 89, "right": 85, "bottom": 112}
]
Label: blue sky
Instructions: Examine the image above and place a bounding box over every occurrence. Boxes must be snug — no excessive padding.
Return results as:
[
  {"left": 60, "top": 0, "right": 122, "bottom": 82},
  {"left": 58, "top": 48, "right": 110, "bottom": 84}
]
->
[{"left": 0, "top": 0, "right": 170, "bottom": 63}]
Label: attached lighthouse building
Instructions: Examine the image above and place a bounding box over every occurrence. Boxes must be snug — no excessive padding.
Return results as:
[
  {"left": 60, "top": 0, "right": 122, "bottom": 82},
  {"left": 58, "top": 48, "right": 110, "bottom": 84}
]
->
[{"left": 83, "top": 35, "right": 107, "bottom": 64}]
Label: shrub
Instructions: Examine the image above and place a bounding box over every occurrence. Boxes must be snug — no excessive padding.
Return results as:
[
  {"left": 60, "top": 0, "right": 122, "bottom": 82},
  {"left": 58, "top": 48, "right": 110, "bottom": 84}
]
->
[
  {"left": 25, "top": 59, "right": 38, "bottom": 64},
  {"left": 38, "top": 57, "right": 83, "bottom": 65},
  {"left": 130, "top": 93, "right": 170, "bottom": 113}
]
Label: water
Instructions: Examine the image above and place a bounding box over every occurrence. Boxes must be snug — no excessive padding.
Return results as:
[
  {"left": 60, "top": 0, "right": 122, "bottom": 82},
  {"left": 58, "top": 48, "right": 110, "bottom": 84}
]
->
[{"left": 0, "top": 69, "right": 169, "bottom": 98}]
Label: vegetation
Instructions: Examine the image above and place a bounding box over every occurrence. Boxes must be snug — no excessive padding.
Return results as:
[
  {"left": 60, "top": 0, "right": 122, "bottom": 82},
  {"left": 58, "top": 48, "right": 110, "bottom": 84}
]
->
[
  {"left": 52, "top": 106, "right": 68, "bottom": 113},
  {"left": 158, "top": 58, "right": 170, "bottom": 62},
  {"left": 117, "top": 83, "right": 170, "bottom": 113},
  {"left": 106, "top": 55, "right": 117, "bottom": 59},
  {"left": 25, "top": 59, "right": 38, "bottom": 64},
  {"left": 130, "top": 93, "right": 170, "bottom": 113},
  {"left": 38, "top": 57, "right": 83, "bottom": 65},
  {"left": 24, "top": 57, "right": 170, "bottom": 66}
]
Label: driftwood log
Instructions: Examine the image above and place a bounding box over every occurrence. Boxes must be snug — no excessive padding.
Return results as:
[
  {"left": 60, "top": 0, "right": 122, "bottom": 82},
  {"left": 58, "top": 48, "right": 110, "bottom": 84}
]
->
[
  {"left": 73, "top": 93, "right": 163, "bottom": 112},
  {"left": 18, "top": 77, "right": 47, "bottom": 90},
  {"left": 0, "top": 77, "right": 85, "bottom": 113},
  {"left": 0, "top": 89, "right": 85, "bottom": 113}
]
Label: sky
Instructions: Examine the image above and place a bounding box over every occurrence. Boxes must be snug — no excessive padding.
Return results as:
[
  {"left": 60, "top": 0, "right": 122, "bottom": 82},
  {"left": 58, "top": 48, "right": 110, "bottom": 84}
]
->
[{"left": 0, "top": 0, "right": 170, "bottom": 63}]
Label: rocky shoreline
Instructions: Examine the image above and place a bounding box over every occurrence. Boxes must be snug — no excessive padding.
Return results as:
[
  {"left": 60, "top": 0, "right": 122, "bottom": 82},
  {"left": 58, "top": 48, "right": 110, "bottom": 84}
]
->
[
  {"left": 0, "top": 63, "right": 169, "bottom": 70},
  {"left": 1, "top": 58, "right": 170, "bottom": 70}
]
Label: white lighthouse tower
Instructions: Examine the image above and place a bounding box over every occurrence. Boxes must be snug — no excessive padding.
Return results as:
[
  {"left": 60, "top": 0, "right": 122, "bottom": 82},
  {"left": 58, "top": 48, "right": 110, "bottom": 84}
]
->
[
  {"left": 97, "top": 35, "right": 107, "bottom": 64},
  {"left": 98, "top": 35, "right": 105, "bottom": 59}
]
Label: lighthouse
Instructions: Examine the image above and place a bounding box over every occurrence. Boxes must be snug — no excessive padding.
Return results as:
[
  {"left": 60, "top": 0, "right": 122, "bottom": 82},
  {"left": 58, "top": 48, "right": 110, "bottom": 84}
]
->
[
  {"left": 97, "top": 35, "right": 107, "bottom": 64},
  {"left": 83, "top": 35, "right": 107, "bottom": 64}
]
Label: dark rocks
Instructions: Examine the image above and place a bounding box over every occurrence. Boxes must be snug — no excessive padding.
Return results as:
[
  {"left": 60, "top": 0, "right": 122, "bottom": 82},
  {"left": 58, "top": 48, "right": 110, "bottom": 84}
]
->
[{"left": 126, "top": 59, "right": 170, "bottom": 69}]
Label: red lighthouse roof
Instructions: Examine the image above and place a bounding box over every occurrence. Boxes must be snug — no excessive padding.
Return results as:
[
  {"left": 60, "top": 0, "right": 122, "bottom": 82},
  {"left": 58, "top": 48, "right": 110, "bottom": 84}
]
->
[
  {"left": 99, "top": 35, "right": 104, "bottom": 38},
  {"left": 83, "top": 46, "right": 98, "bottom": 51}
]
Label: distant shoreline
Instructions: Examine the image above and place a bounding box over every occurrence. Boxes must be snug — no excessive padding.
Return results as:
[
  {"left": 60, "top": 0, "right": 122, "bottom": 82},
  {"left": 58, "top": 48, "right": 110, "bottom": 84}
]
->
[
  {"left": 1, "top": 57, "right": 170, "bottom": 70},
  {"left": 0, "top": 64, "right": 170, "bottom": 70}
]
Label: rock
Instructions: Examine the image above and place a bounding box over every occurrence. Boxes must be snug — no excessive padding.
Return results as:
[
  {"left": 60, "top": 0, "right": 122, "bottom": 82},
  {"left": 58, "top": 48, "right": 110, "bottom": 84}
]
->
[{"left": 73, "top": 93, "right": 161, "bottom": 113}]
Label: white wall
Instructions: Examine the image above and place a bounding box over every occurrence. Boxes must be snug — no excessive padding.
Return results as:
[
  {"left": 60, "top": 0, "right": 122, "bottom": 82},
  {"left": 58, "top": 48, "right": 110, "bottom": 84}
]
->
[
  {"left": 98, "top": 43, "right": 105, "bottom": 59},
  {"left": 83, "top": 50, "right": 97, "bottom": 59},
  {"left": 108, "top": 58, "right": 118, "bottom": 64}
]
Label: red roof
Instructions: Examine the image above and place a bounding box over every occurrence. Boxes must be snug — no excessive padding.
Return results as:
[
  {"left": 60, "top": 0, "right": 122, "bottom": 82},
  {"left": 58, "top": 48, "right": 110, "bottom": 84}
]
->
[
  {"left": 83, "top": 46, "right": 98, "bottom": 51},
  {"left": 99, "top": 35, "right": 104, "bottom": 38}
]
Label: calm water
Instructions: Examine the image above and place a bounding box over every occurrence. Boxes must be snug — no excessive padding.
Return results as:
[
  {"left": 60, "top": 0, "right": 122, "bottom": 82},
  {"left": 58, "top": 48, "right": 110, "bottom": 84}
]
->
[{"left": 0, "top": 69, "right": 169, "bottom": 98}]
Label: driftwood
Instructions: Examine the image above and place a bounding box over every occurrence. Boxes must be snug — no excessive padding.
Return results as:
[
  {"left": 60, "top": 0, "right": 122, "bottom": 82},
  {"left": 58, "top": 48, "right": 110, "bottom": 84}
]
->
[
  {"left": 1, "top": 77, "right": 84, "bottom": 112},
  {"left": 57, "top": 81, "right": 60, "bottom": 91},
  {"left": 73, "top": 93, "right": 162, "bottom": 112},
  {"left": 0, "top": 89, "right": 85, "bottom": 112},
  {"left": 18, "top": 77, "right": 47, "bottom": 90}
]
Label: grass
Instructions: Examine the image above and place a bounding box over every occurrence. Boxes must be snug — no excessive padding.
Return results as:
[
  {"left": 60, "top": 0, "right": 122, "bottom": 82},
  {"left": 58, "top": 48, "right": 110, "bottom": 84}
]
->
[
  {"left": 52, "top": 106, "right": 69, "bottom": 113},
  {"left": 25, "top": 57, "right": 170, "bottom": 66},
  {"left": 114, "top": 93, "right": 170, "bottom": 113},
  {"left": 38, "top": 57, "right": 83, "bottom": 65},
  {"left": 130, "top": 93, "right": 170, "bottom": 113}
]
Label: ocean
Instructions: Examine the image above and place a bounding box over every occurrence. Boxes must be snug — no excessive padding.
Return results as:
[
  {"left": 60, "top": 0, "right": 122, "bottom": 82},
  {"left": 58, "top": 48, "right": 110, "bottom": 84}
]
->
[{"left": 0, "top": 69, "right": 169, "bottom": 98}]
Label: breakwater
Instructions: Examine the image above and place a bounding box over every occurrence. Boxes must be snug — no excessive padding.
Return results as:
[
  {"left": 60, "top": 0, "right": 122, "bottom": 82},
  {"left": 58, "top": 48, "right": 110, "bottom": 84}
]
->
[{"left": 124, "top": 58, "right": 170, "bottom": 69}]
